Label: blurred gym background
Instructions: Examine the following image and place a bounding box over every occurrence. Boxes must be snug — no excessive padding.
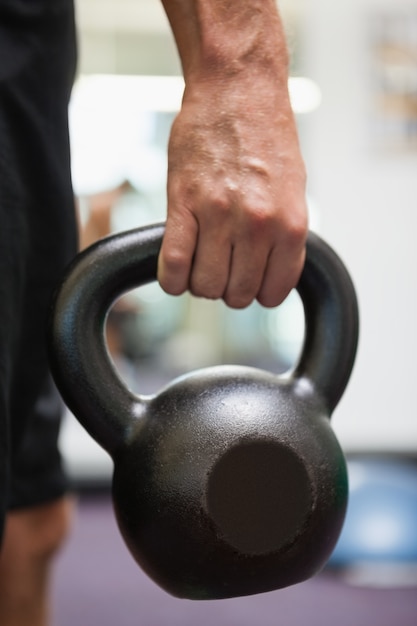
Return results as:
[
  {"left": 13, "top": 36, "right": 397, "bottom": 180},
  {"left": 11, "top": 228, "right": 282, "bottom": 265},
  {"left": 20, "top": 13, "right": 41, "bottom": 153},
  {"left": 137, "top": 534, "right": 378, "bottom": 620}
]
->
[{"left": 52, "top": 0, "right": 417, "bottom": 623}]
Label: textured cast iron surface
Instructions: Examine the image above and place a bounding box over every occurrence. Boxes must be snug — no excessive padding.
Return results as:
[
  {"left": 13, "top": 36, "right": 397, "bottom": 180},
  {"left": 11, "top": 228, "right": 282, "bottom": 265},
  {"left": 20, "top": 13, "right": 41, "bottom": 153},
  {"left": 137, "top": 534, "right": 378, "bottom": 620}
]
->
[{"left": 48, "top": 223, "right": 359, "bottom": 600}]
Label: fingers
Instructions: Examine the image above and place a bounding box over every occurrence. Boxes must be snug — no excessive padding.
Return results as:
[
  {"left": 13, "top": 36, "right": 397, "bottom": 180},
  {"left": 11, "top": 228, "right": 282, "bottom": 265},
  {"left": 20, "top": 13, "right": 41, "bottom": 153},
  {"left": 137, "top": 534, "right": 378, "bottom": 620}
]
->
[
  {"left": 157, "top": 210, "right": 198, "bottom": 296},
  {"left": 256, "top": 233, "right": 306, "bottom": 308},
  {"left": 222, "top": 215, "right": 307, "bottom": 309},
  {"left": 158, "top": 202, "right": 307, "bottom": 310},
  {"left": 158, "top": 200, "right": 236, "bottom": 301},
  {"left": 219, "top": 219, "right": 273, "bottom": 309},
  {"left": 188, "top": 220, "right": 232, "bottom": 301},
  {"left": 189, "top": 219, "right": 267, "bottom": 308}
]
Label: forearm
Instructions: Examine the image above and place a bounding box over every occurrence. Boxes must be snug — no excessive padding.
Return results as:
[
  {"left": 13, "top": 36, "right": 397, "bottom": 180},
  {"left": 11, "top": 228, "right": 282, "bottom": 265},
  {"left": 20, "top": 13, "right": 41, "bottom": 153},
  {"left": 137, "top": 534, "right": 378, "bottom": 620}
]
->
[
  {"left": 160, "top": 0, "right": 296, "bottom": 174},
  {"left": 160, "top": 0, "right": 290, "bottom": 85},
  {"left": 158, "top": 0, "right": 307, "bottom": 309}
]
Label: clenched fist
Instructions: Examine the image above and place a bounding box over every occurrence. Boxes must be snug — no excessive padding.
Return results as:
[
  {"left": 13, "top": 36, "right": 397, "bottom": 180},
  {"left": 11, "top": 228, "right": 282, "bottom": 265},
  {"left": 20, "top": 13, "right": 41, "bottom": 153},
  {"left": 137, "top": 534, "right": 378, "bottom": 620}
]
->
[{"left": 158, "top": 0, "right": 308, "bottom": 309}]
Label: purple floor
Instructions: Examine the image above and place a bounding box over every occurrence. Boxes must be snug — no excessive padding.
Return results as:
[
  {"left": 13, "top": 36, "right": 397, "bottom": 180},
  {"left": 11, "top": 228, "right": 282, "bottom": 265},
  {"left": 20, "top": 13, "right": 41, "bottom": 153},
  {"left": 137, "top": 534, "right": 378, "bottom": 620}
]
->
[{"left": 51, "top": 494, "right": 417, "bottom": 626}]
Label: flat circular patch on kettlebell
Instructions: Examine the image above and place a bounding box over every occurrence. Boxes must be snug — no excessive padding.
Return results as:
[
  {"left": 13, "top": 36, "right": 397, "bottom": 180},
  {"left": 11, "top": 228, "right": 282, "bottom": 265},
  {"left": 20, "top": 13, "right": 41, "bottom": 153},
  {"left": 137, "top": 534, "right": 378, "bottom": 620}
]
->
[{"left": 206, "top": 440, "right": 313, "bottom": 556}]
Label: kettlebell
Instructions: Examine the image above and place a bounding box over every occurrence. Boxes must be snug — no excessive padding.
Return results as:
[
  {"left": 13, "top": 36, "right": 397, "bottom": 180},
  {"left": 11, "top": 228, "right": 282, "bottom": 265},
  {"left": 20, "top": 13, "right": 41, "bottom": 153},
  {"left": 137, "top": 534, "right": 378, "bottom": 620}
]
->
[{"left": 48, "top": 223, "right": 359, "bottom": 600}]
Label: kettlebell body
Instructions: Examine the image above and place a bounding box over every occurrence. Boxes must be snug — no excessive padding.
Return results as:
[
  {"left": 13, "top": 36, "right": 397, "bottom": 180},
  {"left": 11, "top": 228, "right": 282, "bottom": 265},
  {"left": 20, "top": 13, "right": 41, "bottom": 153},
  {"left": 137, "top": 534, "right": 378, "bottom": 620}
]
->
[
  {"left": 48, "top": 223, "right": 359, "bottom": 599},
  {"left": 114, "top": 366, "right": 348, "bottom": 598}
]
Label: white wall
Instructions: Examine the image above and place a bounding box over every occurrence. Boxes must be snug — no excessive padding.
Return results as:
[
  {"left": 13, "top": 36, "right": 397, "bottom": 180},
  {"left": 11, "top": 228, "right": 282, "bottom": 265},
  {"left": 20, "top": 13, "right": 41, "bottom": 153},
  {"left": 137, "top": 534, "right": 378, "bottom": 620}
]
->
[{"left": 299, "top": 0, "right": 417, "bottom": 451}]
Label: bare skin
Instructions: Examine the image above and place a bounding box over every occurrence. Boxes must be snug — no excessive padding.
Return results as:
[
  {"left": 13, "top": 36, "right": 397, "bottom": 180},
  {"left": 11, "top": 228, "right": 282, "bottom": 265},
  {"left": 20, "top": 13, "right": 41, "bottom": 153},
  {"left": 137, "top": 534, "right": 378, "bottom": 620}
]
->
[
  {"left": 158, "top": 0, "right": 308, "bottom": 309},
  {"left": 0, "top": 497, "right": 74, "bottom": 626}
]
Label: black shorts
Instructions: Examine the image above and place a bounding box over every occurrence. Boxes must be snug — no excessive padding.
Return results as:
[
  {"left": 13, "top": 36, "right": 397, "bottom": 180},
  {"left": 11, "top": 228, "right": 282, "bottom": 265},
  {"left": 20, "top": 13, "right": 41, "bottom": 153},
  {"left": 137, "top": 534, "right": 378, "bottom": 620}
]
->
[{"left": 0, "top": 0, "right": 78, "bottom": 533}]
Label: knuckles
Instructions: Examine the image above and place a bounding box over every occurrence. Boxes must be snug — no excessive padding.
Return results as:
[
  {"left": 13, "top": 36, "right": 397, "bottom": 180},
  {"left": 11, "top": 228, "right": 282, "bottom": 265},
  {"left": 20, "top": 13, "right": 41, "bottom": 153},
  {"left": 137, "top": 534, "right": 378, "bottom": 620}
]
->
[
  {"left": 282, "top": 207, "right": 309, "bottom": 250},
  {"left": 161, "top": 248, "right": 189, "bottom": 275},
  {"left": 158, "top": 248, "right": 190, "bottom": 296},
  {"left": 189, "top": 275, "right": 226, "bottom": 302},
  {"left": 223, "top": 292, "right": 255, "bottom": 310}
]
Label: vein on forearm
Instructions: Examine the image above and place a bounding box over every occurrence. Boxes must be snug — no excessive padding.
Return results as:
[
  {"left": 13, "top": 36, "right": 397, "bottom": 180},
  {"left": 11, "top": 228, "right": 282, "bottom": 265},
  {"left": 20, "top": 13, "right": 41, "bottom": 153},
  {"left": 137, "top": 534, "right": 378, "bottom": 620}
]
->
[{"left": 160, "top": 0, "right": 289, "bottom": 81}]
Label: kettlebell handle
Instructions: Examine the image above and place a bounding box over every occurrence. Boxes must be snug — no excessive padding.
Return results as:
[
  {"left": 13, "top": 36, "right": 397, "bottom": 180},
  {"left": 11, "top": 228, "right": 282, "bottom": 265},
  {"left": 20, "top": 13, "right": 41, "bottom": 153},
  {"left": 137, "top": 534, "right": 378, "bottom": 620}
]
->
[{"left": 48, "top": 223, "right": 359, "bottom": 456}]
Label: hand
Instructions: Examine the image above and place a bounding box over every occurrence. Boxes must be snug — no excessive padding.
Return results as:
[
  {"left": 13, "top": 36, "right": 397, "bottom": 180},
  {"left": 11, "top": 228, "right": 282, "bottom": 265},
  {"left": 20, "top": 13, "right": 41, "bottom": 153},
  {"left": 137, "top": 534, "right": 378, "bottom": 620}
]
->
[{"left": 157, "top": 75, "right": 308, "bottom": 310}]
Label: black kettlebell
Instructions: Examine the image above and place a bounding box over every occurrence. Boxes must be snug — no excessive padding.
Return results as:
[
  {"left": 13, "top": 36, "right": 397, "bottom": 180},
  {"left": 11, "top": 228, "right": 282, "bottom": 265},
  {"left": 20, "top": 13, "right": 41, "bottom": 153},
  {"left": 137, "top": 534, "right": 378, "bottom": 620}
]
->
[{"left": 48, "top": 223, "right": 359, "bottom": 600}]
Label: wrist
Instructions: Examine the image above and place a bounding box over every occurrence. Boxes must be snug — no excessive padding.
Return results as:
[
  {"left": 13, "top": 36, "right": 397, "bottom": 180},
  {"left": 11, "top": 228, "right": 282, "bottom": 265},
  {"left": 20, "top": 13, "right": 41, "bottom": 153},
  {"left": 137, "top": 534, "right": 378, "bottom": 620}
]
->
[{"left": 186, "top": 29, "right": 289, "bottom": 89}]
